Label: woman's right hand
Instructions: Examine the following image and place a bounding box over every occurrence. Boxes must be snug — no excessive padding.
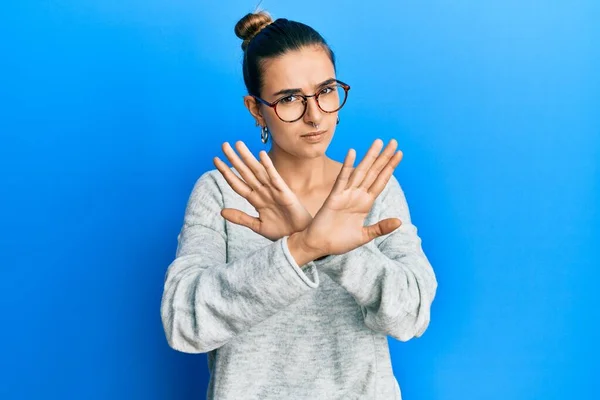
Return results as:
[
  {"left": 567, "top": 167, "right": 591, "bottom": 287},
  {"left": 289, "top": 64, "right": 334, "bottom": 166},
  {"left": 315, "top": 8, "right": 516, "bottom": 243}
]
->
[{"left": 213, "top": 141, "right": 314, "bottom": 241}]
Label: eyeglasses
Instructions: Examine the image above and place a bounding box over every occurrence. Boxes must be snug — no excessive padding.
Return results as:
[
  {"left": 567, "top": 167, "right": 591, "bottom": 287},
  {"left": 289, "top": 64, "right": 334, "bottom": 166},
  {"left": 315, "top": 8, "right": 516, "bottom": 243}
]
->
[{"left": 252, "top": 79, "right": 351, "bottom": 123}]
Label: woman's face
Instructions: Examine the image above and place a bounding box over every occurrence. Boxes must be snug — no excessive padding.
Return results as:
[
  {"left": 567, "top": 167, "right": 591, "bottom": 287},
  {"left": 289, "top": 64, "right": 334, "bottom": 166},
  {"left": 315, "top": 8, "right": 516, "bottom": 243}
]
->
[{"left": 245, "top": 45, "right": 339, "bottom": 159}]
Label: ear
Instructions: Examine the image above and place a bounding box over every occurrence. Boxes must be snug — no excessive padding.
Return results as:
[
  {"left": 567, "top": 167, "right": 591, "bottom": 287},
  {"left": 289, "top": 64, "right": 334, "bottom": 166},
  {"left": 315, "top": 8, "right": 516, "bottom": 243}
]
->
[{"left": 243, "top": 95, "right": 265, "bottom": 126}]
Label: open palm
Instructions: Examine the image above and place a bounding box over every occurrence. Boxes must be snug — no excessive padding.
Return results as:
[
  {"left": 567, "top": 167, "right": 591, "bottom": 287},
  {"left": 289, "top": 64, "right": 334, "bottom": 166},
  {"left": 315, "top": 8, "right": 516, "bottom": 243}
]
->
[
  {"left": 214, "top": 141, "right": 313, "bottom": 241},
  {"left": 302, "top": 138, "right": 404, "bottom": 256}
]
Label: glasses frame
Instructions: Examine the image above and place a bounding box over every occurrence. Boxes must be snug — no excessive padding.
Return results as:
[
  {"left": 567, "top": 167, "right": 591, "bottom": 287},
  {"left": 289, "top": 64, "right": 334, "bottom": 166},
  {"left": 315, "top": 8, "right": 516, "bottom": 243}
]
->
[{"left": 252, "top": 79, "right": 351, "bottom": 123}]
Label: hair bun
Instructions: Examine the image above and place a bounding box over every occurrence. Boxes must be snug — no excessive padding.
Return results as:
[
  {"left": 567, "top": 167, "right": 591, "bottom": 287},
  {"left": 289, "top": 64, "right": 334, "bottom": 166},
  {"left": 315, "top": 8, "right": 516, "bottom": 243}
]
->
[{"left": 234, "top": 10, "right": 273, "bottom": 51}]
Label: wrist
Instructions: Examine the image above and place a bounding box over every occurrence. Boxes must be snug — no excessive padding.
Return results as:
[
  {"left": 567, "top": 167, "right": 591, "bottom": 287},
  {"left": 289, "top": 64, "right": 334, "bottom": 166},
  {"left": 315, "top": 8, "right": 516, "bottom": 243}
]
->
[
  {"left": 297, "top": 229, "right": 329, "bottom": 259},
  {"left": 287, "top": 230, "right": 326, "bottom": 266}
]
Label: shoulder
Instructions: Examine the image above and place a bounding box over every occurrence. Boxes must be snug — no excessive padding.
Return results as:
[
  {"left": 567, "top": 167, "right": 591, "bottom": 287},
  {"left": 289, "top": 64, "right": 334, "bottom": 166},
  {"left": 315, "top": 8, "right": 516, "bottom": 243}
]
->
[
  {"left": 372, "top": 174, "right": 412, "bottom": 223},
  {"left": 192, "top": 167, "right": 240, "bottom": 192},
  {"left": 191, "top": 169, "right": 221, "bottom": 194},
  {"left": 186, "top": 169, "right": 227, "bottom": 211},
  {"left": 189, "top": 167, "right": 246, "bottom": 207},
  {"left": 375, "top": 174, "right": 404, "bottom": 207}
]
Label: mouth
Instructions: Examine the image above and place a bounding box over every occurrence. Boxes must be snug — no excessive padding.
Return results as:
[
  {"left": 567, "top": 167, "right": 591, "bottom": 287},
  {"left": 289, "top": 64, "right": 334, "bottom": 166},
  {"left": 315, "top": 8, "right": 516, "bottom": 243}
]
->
[
  {"left": 300, "top": 129, "right": 327, "bottom": 143},
  {"left": 301, "top": 130, "right": 326, "bottom": 137}
]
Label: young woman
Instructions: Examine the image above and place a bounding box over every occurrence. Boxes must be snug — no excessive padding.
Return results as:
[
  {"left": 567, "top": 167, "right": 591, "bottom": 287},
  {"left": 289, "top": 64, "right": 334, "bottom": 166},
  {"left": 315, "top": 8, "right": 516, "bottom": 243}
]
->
[{"left": 161, "top": 10, "right": 437, "bottom": 400}]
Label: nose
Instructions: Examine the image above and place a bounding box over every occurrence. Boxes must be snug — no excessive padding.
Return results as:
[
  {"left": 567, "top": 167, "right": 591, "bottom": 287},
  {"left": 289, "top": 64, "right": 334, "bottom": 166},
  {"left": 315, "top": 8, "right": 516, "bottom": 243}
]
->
[{"left": 303, "top": 95, "right": 324, "bottom": 127}]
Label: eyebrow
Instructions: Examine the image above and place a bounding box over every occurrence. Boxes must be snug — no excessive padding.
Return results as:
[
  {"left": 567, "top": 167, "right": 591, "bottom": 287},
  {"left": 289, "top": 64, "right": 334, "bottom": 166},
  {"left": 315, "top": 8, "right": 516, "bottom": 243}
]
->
[{"left": 272, "top": 78, "right": 337, "bottom": 98}]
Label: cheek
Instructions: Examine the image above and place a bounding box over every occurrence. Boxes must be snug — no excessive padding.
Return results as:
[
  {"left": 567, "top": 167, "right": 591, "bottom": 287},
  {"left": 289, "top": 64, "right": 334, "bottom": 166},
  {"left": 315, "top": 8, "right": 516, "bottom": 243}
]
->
[{"left": 267, "top": 118, "right": 296, "bottom": 141}]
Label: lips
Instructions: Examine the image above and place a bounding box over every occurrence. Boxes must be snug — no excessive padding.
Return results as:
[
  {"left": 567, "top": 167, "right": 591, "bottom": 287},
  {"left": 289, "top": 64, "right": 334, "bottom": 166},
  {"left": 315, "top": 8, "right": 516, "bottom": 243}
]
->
[{"left": 301, "top": 130, "right": 326, "bottom": 137}]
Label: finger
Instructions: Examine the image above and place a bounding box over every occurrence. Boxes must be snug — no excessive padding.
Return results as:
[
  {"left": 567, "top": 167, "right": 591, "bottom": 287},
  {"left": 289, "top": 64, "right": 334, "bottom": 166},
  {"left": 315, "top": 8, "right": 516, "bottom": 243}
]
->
[
  {"left": 235, "top": 141, "right": 271, "bottom": 187},
  {"left": 367, "top": 150, "right": 403, "bottom": 196},
  {"left": 259, "top": 151, "right": 289, "bottom": 192},
  {"left": 346, "top": 139, "right": 384, "bottom": 189},
  {"left": 363, "top": 218, "right": 402, "bottom": 241},
  {"left": 221, "top": 142, "right": 264, "bottom": 191},
  {"left": 214, "top": 156, "right": 255, "bottom": 199},
  {"left": 220, "top": 208, "right": 262, "bottom": 233},
  {"left": 358, "top": 139, "right": 398, "bottom": 190},
  {"left": 331, "top": 148, "right": 356, "bottom": 193}
]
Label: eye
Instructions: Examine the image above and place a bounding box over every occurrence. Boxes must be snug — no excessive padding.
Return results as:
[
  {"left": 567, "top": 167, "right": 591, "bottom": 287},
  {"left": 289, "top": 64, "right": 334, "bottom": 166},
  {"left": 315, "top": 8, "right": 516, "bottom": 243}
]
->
[
  {"left": 280, "top": 95, "right": 300, "bottom": 104},
  {"left": 319, "top": 86, "right": 335, "bottom": 95}
]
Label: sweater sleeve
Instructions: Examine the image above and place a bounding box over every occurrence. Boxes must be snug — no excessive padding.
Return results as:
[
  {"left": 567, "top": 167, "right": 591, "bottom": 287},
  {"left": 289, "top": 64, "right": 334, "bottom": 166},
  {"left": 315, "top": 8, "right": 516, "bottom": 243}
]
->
[
  {"left": 160, "top": 171, "right": 320, "bottom": 354},
  {"left": 312, "top": 175, "right": 437, "bottom": 341}
]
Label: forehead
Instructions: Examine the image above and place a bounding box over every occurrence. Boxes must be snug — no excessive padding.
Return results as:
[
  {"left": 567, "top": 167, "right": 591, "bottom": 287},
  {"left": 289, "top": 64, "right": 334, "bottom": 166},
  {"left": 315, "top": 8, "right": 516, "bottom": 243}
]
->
[{"left": 261, "top": 46, "right": 335, "bottom": 97}]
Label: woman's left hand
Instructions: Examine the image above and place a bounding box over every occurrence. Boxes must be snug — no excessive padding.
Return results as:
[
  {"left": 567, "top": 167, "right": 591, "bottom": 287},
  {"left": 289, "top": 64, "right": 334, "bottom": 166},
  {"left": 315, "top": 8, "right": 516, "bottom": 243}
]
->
[
  {"left": 213, "top": 141, "right": 313, "bottom": 241},
  {"left": 294, "top": 138, "right": 404, "bottom": 258}
]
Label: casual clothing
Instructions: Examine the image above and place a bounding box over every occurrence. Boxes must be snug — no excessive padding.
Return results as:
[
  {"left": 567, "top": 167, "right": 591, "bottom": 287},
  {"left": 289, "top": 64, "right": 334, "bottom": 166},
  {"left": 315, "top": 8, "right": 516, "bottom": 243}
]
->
[{"left": 160, "top": 168, "right": 437, "bottom": 399}]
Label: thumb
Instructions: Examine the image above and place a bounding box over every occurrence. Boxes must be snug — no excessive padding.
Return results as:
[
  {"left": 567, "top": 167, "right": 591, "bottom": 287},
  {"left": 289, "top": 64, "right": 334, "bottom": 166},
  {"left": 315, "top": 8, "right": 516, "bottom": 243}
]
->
[
  {"left": 363, "top": 218, "right": 402, "bottom": 241},
  {"left": 221, "top": 208, "right": 261, "bottom": 233}
]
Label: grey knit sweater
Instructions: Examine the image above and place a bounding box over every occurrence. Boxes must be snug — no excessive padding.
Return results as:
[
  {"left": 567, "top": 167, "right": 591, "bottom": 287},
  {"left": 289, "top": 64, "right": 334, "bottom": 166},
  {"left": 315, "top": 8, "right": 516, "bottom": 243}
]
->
[{"left": 160, "top": 168, "right": 437, "bottom": 400}]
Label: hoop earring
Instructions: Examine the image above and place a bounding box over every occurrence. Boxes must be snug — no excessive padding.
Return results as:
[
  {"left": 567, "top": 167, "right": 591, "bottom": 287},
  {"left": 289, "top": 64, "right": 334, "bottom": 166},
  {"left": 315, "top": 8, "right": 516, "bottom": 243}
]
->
[
  {"left": 336, "top": 116, "right": 340, "bottom": 125},
  {"left": 260, "top": 125, "right": 269, "bottom": 144}
]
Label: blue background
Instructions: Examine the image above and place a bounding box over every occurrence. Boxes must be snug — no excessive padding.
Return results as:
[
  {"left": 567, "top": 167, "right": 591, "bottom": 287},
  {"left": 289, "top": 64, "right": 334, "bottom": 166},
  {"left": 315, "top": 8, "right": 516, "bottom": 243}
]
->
[{"left": 1, "top": 1, "right": 598, "bottom": 399}]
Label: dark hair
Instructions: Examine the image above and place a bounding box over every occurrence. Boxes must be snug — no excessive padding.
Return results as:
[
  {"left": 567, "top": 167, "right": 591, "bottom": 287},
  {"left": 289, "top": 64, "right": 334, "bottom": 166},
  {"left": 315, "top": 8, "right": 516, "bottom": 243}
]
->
[{"left": 234, "top": 10, "right": 336, "bottom": 98}]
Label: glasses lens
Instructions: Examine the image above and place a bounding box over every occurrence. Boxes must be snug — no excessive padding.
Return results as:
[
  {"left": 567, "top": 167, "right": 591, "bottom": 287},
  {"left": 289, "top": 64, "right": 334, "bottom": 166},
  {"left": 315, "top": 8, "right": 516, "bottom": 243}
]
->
[
  {"left": 274, "top": 84, "right": 348, "bottom": 122},
  {"left": 317, "top": 84, "right": 347, "bottom": 113},
  {"left": 276, "top": 95, "right": 306, "bottom": 122}
]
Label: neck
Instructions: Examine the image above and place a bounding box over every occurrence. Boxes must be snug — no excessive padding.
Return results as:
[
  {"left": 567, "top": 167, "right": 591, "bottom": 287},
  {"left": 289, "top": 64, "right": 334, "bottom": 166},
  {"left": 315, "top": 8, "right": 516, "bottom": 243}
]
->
[{"left": 267, "top": 147, "right": 332, "bottom": 195}]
